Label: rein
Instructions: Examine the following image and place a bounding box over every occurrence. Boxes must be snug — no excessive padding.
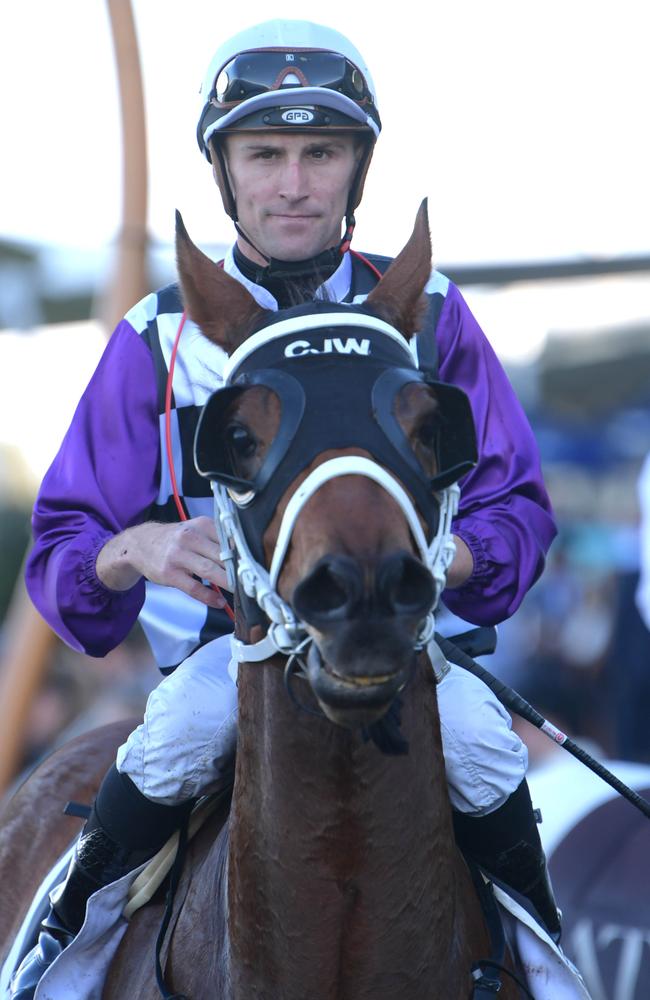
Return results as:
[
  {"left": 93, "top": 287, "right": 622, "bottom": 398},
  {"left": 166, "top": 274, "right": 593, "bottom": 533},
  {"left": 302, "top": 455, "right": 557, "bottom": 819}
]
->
[
  {"left": 467, "top": 859, "right": 535, "bottom": 999},
  {"left": 165, "top": 306, "right": 235, "bottom": 622},
  {"left": 154, "top": 815, "right": 190, "bottom": 1000}
]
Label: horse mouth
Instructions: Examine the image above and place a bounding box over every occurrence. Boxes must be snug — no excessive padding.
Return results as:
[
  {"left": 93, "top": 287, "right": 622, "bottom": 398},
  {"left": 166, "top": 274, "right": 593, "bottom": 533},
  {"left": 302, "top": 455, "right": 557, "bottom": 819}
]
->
[
  {"left": 324, "top": 664, "right": 398, "bottom": 687},
  {"left": 305, "top": 641, "right": 409, "bottom": 727}
]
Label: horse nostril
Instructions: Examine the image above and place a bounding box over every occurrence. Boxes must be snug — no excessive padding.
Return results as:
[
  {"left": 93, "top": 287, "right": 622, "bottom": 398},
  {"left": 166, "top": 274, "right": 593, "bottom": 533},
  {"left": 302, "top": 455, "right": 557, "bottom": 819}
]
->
[
  {"left": 376, "top": 553, "right": 435, "bottom": 617},
  {"left": 292, "top": 556, "right": 363, "bottom": 624}
]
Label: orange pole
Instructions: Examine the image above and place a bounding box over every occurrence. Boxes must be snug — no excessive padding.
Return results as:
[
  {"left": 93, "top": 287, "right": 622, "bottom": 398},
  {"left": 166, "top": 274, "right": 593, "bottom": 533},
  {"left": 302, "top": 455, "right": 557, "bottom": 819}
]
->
[
  {"left": 101, "top": 0, "right": 149, "bottom": 331},
  {"left": 0, "top": 1, "right": 150, "bottom": 796}
]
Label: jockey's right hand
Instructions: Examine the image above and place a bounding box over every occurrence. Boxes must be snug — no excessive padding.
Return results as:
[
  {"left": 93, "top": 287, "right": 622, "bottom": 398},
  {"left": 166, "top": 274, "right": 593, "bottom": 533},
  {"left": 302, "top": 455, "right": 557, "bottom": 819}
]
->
[{"left": 95, "top": 517, "right": 230, "bottom": 608}]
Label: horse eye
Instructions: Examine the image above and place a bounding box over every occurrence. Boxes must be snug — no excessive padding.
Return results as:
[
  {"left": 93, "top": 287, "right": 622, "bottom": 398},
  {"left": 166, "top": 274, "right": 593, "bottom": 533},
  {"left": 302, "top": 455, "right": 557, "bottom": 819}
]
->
[
  {"left": 227, "top": 424, "right": 257, "bottom": 458},
  {"left": 416, "top": 415, "right": 441, "bottom": 451}
]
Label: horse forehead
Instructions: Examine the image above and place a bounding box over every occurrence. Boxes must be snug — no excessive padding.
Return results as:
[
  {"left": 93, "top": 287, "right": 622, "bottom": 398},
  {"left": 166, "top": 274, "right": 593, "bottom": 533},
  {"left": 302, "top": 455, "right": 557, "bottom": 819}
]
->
[
  {"left": 305, "top": 477, "right": 415, "bottom": 548},
  {"left": 269, "top": 449, "right": 417, "bottom": 545},
  {"left": 310, "top": 466, "right": 407, "bottom": 509}
]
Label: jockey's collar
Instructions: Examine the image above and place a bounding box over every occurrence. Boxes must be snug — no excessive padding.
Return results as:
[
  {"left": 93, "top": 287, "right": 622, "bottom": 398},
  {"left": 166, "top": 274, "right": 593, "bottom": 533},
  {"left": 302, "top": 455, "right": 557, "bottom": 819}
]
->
[{"left": 233, "top": 240, "right": 342, "bottom": 286}]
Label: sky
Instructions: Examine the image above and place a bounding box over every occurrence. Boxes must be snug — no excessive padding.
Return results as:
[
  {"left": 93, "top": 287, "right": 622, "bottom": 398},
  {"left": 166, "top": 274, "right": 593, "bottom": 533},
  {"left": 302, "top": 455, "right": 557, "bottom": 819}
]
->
[
  {"left": 2, "top": 0, "right": 649, "bottom": 263},
  {"left": 1, "top": 1, "right": 650, "bottom": 486}
]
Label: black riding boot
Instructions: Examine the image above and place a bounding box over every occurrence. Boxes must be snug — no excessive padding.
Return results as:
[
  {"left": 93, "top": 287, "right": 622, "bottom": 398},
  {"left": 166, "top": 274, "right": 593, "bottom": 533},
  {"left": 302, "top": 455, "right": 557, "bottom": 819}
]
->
[
  {"left": 10, "top": 765, "right": 193, "bottom": 999},
  {"left": 453, "top": 778, "right": 562, "bottom": 941}
]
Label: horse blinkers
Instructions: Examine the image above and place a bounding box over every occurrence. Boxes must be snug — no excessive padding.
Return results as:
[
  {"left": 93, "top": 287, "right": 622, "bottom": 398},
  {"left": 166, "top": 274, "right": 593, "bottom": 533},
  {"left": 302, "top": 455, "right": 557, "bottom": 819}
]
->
[
  {"left": 194, "top": 312, "right": 478, "bottom": 567},
  {"left": 194, "top": 309, "right": 477, "bottom": 723}
]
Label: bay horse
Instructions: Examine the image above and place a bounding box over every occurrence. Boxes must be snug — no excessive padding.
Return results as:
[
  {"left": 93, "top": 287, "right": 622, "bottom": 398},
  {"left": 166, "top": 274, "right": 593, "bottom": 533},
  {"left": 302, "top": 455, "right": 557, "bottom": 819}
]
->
[{"left": 0, "top": 202, "right": 519, "bottom": 999}]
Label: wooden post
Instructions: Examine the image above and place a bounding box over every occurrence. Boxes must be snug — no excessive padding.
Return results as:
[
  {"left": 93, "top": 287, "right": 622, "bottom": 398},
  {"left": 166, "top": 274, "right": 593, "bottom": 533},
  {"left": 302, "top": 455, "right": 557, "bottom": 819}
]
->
[
  {"left": 101, "top": 0, "right": 150, "bottom": 331},
  {"left": 0, "top": 0, "right": 150, "bottom": 795}
]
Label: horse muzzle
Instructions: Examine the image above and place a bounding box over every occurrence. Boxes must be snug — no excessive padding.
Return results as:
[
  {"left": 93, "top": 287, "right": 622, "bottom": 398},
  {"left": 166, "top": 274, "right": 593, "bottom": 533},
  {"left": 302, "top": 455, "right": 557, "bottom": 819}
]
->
[
  {"left": 293, "top": 552, "right": 435, "bottom": 727},
  {"left": 303, "top": 640, "right": 412, "bottom": 727},
  {"left": 293, "top": 552, "right": 435, "bottom": 625}
]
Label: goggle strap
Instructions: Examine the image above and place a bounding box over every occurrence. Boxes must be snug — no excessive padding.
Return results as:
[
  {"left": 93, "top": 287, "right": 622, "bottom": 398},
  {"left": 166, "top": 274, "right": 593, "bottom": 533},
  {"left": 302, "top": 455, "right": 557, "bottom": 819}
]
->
[{"left": 210, "top": 141, "right": 238, "bottom": 219}]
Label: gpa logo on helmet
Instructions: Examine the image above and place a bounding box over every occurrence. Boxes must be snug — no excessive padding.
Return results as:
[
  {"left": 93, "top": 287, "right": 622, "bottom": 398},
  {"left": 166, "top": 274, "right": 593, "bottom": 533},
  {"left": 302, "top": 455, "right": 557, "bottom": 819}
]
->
[{"left": 281, "top": 109, "right": 315, "bottom": 125}]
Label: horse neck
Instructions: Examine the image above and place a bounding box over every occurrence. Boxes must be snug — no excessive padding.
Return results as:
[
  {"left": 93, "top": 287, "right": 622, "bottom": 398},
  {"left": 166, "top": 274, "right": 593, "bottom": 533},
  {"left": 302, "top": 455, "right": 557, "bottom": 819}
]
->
[{"left": 227, "top": 656, "right": 482, "bottom": 1000}]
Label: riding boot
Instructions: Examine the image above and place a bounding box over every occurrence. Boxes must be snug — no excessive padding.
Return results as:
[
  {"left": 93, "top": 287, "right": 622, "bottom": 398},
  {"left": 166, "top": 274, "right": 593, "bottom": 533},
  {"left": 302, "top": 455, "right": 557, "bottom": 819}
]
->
[
  {"left": 10, "top": 765, "right": 194, "bottom": 1000},
  {"left": 452, "top": 778, "right": 562, "bottom": 942}
]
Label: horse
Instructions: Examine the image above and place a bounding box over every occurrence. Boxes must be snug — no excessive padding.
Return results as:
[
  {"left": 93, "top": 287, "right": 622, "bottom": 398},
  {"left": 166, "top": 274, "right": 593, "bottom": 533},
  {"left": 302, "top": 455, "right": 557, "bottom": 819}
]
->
[{"left": 0, "top": 202, "right": 519, "bottom": 999}]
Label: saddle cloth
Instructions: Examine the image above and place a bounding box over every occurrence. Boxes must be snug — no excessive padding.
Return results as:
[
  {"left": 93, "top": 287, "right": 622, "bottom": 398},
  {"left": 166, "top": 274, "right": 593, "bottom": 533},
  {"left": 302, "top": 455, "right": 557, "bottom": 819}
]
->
[
  {"left": 493, "top": 886, "right": 592, "bottom": 1000},
  {"left": 2, "top": 813, "right": 592, "bottom": 1000}
]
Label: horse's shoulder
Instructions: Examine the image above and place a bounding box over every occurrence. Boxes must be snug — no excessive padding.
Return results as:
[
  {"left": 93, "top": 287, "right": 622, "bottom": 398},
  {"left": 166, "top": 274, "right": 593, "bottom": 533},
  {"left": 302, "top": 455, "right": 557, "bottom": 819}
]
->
[
  {"left": 108, "top": 794, "right": 231, "bottom": 998},
  {"left": 3, "top": 719, "right": 136, "bottom": 818},
  {"left": 0, "top": 720, "right": 136, "bottom": 951}
]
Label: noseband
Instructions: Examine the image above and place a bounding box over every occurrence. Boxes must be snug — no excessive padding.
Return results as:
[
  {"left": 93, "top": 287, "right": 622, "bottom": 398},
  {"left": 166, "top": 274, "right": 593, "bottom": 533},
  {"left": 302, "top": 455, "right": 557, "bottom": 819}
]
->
[{"left": 194, "top": 302, "right": 477, "bottom": 670}]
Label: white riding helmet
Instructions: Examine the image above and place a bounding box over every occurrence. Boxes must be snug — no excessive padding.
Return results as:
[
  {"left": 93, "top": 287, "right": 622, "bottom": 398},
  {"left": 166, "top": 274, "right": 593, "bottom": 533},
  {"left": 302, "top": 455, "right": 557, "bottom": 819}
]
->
[{"left": 196, "top": 19, "right": 381, "bottom": 222}]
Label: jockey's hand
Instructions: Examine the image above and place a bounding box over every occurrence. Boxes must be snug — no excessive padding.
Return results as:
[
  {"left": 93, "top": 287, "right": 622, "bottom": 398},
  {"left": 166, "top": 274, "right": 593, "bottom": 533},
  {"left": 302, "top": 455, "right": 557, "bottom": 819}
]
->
[{"left": 95, "top": 517, "right": 230, "bottom": 609}]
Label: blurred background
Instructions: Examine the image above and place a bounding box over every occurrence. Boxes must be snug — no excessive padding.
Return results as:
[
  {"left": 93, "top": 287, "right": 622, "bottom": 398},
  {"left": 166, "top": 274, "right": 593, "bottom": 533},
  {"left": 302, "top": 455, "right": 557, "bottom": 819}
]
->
[{"left": 1, "top": 2, "right": 649, "bottom": 996}]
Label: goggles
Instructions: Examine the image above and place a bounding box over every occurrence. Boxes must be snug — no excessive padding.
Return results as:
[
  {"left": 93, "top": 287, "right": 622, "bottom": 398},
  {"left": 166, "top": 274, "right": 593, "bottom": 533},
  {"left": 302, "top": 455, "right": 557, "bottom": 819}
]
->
[
  {"left": 213, "top": 50, "right": 372, "bottom": 107},
  {"left": 198, "top": 48, "right": 381, "bottom": 156}
]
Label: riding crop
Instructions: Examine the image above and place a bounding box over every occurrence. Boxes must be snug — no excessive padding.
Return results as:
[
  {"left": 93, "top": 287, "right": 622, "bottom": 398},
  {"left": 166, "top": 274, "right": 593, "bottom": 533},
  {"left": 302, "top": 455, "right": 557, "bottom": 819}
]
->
[{"left": 437, "top": 628, "right": 650, "bottom": 821}]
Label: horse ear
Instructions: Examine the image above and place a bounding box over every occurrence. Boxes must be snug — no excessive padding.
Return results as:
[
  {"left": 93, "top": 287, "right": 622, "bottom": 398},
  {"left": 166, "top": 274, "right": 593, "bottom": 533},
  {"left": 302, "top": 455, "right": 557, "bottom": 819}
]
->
[
  {"left": 175, "top": 211, "right": 270, "bottom": 354},
  {"left": 364, "top": 199, "right": 432, "bottom": 338}
]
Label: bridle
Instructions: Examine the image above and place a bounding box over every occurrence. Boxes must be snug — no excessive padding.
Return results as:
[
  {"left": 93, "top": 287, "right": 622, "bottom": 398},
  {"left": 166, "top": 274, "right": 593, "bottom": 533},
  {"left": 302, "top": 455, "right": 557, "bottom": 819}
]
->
[
  {"left": 210, "top": 454, "right": 456, "bottom": 673},
  {"left": 194, "top": 304, "right": 477, "bottom": 675}
]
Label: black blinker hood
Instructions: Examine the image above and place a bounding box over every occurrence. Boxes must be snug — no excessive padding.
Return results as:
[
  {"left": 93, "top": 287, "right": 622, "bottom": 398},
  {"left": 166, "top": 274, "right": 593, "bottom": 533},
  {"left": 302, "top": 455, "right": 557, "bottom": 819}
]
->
[{"left": 195, "top": 303, "right": 477, "bottom": 564}]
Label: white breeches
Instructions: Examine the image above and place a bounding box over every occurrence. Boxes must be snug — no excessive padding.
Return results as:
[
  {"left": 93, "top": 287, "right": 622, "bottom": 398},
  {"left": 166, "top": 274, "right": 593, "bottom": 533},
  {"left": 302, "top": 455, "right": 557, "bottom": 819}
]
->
[{"left": 116, "top": 634, "right": 527, "bottom": 815}]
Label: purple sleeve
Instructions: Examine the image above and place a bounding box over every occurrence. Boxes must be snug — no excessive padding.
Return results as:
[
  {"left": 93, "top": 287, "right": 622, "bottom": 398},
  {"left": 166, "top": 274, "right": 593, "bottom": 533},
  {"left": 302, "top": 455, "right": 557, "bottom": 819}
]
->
[
  {"left": 436, "top": 283, "right": 557, "bottom": 624},
  {"left": 25, "top": 320, "right": 161, "bottom": 655}
]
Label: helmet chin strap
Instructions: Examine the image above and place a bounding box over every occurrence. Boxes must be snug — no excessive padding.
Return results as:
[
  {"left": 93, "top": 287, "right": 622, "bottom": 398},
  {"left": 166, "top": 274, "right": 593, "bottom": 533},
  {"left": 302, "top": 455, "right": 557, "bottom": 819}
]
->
[{"left": 233, "top": 214, "right": 356, "bottom": 281}]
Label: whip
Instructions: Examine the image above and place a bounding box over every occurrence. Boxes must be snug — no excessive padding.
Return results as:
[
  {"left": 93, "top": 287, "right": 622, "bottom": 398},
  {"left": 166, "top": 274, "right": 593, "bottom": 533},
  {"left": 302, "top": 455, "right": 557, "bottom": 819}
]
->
[{"left": 437, "top": 627, "right": 650, "bottom": 821}]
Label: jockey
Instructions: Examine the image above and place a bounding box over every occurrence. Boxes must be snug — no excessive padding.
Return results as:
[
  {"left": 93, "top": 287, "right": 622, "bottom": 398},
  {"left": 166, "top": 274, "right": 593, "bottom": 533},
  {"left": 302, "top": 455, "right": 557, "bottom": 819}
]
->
[{"left": 12, "top": 19, "right": 560, "bottom": 997}]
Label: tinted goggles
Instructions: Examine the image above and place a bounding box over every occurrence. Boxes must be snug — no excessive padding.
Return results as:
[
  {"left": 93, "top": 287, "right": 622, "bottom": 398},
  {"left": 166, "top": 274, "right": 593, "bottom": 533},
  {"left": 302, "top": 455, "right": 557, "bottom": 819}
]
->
[{"left": 211, "top": 49, "right": 373, "bottom": 108}]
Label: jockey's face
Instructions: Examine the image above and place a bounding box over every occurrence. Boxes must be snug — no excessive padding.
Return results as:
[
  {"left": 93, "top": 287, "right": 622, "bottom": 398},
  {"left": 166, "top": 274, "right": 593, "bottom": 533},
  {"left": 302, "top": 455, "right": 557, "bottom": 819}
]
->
[{"left": 222, "top": 132, "right": 361, "bottom": 264}]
